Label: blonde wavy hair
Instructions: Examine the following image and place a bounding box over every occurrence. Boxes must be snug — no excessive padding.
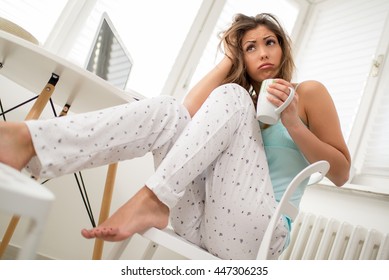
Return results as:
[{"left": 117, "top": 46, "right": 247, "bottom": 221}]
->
[{"left": 219, "top": 13, "right": 295, "bottom": 101}]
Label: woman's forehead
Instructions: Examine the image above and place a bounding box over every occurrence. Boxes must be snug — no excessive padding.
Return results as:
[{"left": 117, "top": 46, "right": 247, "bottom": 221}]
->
[{"left": 243, "top": 25, "right": 276, "bottom": 41}]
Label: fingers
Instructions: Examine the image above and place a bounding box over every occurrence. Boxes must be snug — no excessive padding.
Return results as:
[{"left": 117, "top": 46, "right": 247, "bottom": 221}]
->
[
  {"left": 268, "top": 79, "right": 291, "bottom": 94},
  {"left": 265, "top": 79, "right": 294, "bottom": 104},
  {"left": 266, "top": 88, "right": 288, "bottom": 106}
]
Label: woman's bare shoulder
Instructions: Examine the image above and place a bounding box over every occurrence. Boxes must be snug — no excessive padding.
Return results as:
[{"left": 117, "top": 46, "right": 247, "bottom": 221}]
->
[
  {"left": 295, "top": 80, "right": 337, "bottom": 123},
  {"left": 295, "top": 80, "right": 332, "bottom": 104},
  {"left": 295, "top": 80, "right": 327, "bottom": 93}
]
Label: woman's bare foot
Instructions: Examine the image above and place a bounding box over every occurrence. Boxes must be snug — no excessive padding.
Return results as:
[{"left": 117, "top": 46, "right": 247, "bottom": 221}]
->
[
  {"left": 81, "top": 186, "right": 169, "bottom": 242},
  {"left": 0, "top": 121, "right": 35, "bottom": 170}
]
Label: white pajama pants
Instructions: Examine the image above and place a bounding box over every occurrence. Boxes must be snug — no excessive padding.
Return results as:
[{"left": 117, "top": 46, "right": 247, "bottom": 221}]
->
[{"left": 25, "top": 83, "right": 288, "bottom": 259}]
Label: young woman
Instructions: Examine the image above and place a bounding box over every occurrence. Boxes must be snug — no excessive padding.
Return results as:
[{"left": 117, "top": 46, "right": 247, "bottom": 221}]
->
[{"left": 0, "top": 13, "right": 350, "bottom": 259}]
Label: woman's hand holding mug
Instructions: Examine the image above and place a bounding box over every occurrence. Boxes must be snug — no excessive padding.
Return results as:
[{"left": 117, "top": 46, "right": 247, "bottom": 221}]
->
[{"left": 256, "top": 79, "right": 295, "bottom": 125}]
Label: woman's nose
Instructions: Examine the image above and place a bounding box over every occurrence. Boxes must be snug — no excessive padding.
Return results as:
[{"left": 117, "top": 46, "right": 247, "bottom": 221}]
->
[
  {"left": 259, "top": 51, "right": 269, "bottom": 60},
  {"left": 258, "top": 48, "right": 269, "bottom": 60}
]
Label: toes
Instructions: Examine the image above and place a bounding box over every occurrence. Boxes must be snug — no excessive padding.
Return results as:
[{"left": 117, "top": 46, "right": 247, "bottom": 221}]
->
[
  {"left": 106, "top": 227, "right": 118, "bottom": 236},
  {"left": 81, "top": 229, "right": 95, "bottom": 239},
  {"left": 94, "top": 228, "right": 103, "bottom": 238},
  {"left": 96, "top": 227, "right": 117, "bottom": 238},
  {"left": 81, "top": 227, "right": 120, "bottom": 240}
]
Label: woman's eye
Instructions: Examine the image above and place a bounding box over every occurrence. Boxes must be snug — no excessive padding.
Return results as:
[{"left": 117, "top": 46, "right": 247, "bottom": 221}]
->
[
  {"left": 246, "top": 44, "right": 255, "bottom": 52},
  {"left": 266, "top": 39, "right": 276, "bottom": 46}
]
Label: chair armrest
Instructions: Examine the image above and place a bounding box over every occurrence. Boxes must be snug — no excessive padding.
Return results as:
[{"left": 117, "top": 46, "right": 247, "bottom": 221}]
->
[{"left": 256, "top": 160, "right": 330, "bottom": 259}]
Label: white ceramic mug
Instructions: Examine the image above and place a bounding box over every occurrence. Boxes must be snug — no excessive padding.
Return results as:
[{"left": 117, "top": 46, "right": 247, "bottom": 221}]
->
[{"left": 256, "top": 79, "right": 295, "bottom": 125}]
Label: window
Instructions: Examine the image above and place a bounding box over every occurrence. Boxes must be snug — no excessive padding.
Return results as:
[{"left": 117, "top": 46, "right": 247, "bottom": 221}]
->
[
  {"left": 294, "top": 0, "right": 389, "bottom": 189},
  {"left": 67, "top": 0, "right": 203, "bottom": 98}
]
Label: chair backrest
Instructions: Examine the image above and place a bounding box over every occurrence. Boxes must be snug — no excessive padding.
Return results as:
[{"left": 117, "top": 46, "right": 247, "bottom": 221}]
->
[
  {"left": 0, "top": 163, "right": 54, "bottom": 259},
  {"left": 256, "top": 160, "right": 330, "bottom": 259}
]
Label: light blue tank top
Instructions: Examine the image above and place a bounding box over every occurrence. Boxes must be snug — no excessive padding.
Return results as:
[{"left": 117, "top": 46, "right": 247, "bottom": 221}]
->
[{"left": 261, "top": 121, "right": 309, "bottom": 208}]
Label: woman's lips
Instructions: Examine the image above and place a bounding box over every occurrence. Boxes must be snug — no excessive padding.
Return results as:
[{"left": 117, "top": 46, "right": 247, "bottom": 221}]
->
[{"left": 259, "top": 63, "right": 274, "bottom": 70}]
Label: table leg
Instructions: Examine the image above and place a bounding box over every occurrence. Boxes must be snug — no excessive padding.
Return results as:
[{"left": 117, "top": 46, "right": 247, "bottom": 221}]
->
[
  {"left": 0, "top": 216, "right": 20, "bottom": 257},
  {"left": 0, "top": 73, "right": 59, "bottom": 259},
  {"left": 92, "top": 162, "right": 118, "bottom": 260}
]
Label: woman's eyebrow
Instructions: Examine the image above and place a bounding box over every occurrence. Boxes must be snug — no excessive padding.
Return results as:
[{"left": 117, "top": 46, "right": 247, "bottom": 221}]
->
[
  {"left": 263, "top": 35, "right": 276, "bottom": 40},
  {"left": 243, "top": 39, "right": 256, "bottom": 46}
]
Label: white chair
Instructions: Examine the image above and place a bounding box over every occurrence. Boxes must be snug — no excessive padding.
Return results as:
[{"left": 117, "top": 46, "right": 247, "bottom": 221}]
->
[
  {"left": 0, "top": 163, "right": 55, "bottom": 259},
  {"left": 256, "top": 160, "right": 329, "bottom": 259},
  {"left": 107, "top": 160, "right": 330, "bottom": 260}
]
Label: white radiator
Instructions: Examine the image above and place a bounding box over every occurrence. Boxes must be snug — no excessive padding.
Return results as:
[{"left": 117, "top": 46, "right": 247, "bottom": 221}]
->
[{"left": 280, "top": 212, "right": 389, "bottom": 260}]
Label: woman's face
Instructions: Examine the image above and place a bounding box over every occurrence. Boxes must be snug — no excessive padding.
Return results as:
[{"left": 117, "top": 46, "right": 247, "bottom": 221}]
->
[{"left": 242, "top": 25, "right": 282, "bottom": 86}]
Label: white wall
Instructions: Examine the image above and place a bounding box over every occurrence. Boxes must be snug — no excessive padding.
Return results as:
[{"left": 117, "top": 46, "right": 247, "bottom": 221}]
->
[{"left": 300, "top": 183, "right": 389, "bottom": 234}]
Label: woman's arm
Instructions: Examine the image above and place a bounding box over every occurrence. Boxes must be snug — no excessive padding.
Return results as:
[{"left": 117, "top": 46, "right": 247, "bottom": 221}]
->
[
  {"left": 183, "top": 56, "right": 233, "bottom": 117},
  {"left": 285, "top": 80, "right": 351, "bottom": 186},
  {"left": 267, "top": 79, "right": 351, "bottom": 186}
]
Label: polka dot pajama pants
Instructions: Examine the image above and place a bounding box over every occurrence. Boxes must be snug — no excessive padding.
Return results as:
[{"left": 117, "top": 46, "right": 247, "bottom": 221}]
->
[{"left": 25, "top": 83, "right": 288, "bottom": 259}]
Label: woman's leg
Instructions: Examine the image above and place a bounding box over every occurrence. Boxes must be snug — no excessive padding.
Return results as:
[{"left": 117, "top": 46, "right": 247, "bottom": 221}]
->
[
  {"left": 21, "top": 95, "right": 190, "bottom": 178},
  {"left": 0, "top": 95, "right": 192, "bottom": 244},
  {"left": 152, "top": 132, "right": 207, "bottom": 246},
  {"left": 87, "top": 84, "right": 286, "bottom": 258},
  {"left": 148, "top": 84, "right": 287, "bottom": 259},
  {"left": 168, "top": 172, "right": 206, "bottom": 246},
  {"left": 0, "top": 121, "right": 35, "bottom": 171}
]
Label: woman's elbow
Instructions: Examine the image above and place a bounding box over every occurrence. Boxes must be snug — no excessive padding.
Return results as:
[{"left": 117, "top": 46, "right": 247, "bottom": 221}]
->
[
  {"left": 333, "top": 173, "right": 349, "bottom": 187},
  {"left": 330, "top": 165, "right": 351, "bottom": 187}
]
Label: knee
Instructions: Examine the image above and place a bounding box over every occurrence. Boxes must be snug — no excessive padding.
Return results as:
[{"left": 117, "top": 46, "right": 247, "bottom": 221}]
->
[{"left": 209, "top": 83, "right": 254, "bottom": 108}]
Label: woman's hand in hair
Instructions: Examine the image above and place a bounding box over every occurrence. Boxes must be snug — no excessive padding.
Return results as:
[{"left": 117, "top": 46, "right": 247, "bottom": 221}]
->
[{"left": 222, "top": 38, "right": 235, "bottom": 61}]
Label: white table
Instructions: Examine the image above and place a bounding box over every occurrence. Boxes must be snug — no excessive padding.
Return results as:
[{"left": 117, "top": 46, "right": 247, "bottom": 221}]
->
[
  {"left": 0, "top": 30, "right": 143, "bottom": 113},
  {"left": 0, "top": 30, "right": 142, "bottom": 259}
]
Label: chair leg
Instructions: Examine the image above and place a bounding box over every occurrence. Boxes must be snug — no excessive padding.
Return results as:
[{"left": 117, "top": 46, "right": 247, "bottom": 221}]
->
[
  {"left": 16, "top": 218, "right": 44, "bottom": 260},
  {"left": 106, "top": 238, "right": 159, "bottom": 260},
  {"left": 106, "top": 238, "right": 132, "bottom": 260},
  {"left": 142, "top": 241, "right": 159, "bottom": 259},
  {"left": 0, "top": 216, "right": 20, "bottom": 257}
]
